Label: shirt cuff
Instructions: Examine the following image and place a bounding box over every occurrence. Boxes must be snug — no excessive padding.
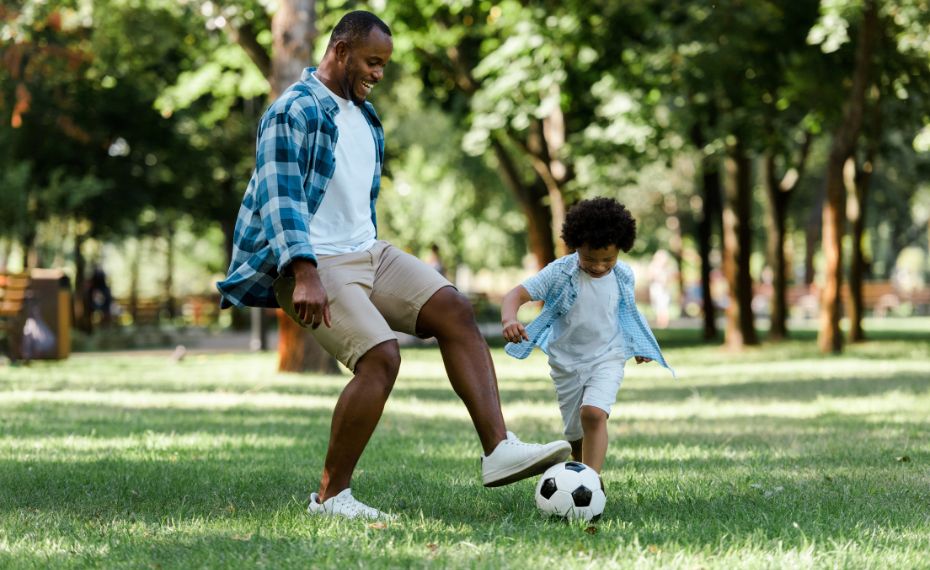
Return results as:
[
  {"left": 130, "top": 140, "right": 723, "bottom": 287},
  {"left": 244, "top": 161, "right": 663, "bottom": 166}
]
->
[{"left": 277, "top": 243, "right": 317, "bottom": 275}]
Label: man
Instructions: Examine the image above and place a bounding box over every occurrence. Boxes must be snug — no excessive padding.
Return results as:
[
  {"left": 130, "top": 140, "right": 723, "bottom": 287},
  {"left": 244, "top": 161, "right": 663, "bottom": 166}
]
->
[{"left": 217, "top": 11, "right": 570, "bottom": 520}]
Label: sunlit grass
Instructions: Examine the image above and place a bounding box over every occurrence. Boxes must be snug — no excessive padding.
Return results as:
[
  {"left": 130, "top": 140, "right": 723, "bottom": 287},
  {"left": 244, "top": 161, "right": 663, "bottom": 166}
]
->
[{"left": 1, "top": 320, "right": 929, "bottom": 568}]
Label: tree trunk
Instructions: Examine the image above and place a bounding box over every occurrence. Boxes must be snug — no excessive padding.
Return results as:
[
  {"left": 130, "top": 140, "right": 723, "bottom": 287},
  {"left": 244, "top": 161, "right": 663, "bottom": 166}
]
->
[
  {"left": 765, "top": 156, "right": 790, "bottom": 341},
  {"left": 73, "top": 232, "right": 92, "bottom": 333},
  {"left": 763, "top": 134, "right": 811, "bottom": 341},
  {"left": 804, "top": 190, "right": 822, "bottom": 286},
  {"left": 128, "top": 239, "right": 141, "bottom": 323},
  {"left": 691, "top": 123, "right": 721, "bottom": 341},
  {"left": 491, "top": 136, "right": 556, "bottom": 269},
  {"left": 163, "top": 224, "right": 176, "bottom": 319},
  {"left": 818, "top": 0, "right": 878, "bottom": 354},
  {"left": 266, "top": 0, "right": 337, "bottom": 373},
  {"left": 849, "top": 87, "right": 880, "bottom": 343},
  {"left": 270, "top": 0, "right": 316, "bottom": 97},
  {"left": 722, "top": 141, "right": 758, "bottom": 349},
  {"left": 278, "top": 311, "right": 341, "bottom": 374}
]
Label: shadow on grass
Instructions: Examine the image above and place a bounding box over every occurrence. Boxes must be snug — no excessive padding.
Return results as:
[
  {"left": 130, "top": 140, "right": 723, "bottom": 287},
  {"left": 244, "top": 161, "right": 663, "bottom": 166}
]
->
[{"left": 2, "top": 399, "right": 927, "bottom": 546}]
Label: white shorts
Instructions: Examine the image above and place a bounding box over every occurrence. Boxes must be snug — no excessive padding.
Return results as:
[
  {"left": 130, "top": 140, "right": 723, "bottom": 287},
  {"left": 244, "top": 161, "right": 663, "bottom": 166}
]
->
[{"left": 550, "top": 359, "right": 625, "bottom": 441}]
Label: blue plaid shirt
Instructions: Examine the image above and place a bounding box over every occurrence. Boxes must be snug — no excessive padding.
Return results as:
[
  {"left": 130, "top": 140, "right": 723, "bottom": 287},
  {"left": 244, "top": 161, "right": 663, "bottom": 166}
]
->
[
  {"left": 217, "top": 67, "right": 385, "bottom": 308},
  {"left": 505, "top": 253, "right": 674, "bottom": 376}
]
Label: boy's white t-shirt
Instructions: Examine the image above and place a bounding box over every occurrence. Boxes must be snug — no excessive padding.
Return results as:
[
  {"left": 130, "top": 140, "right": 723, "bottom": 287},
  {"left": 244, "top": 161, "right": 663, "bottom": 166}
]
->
[
  {"left": 307, "top": 73, "right": 377, "bottom": 256},
  {"left": 547, "top": 271, "right": 626, "bottom": 373}
]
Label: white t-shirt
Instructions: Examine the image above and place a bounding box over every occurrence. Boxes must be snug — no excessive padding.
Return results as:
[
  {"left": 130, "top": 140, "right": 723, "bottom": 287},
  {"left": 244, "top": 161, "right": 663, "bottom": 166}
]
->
[
  {"left": 547, "top": 271, "right": 625, "bottom": 373},
  {"left": 308, "top": 73, "right": 377, "bottom": 255}
]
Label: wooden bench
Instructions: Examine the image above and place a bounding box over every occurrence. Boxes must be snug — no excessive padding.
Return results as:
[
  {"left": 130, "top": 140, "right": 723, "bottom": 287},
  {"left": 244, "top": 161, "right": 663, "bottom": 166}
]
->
[
  {"left": 0, "top": 273, "right": 31, "bottom": 359},
  {"left": 116, "top": 298, "right": 164, "bottom": 326}
]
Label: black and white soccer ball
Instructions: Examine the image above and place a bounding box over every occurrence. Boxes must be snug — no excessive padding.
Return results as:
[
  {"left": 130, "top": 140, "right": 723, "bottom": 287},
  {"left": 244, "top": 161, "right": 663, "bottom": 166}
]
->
[{"left": 535, "top": 461, "right": 606, "bottom": 521}]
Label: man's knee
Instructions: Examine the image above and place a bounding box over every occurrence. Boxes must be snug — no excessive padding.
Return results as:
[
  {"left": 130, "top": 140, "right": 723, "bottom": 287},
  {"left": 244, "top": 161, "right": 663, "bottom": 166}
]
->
[
  {"left": 356, "top": 341, "right": 401, "bottom": 392},
  {"left": 580, "top": 405, "right": 608, "bottom": 426},
  {"left": 420, "top": 287, "right": 476, "bottom": 336}
]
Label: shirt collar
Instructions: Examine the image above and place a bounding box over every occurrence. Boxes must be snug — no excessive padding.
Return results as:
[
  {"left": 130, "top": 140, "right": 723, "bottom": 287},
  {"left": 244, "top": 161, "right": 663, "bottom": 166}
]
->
[
  {"left": 301, "top": 67, "right": 340, "bottom": 117},
  {"left": 300, "top": 67, "right": 383, "bottom": 129},
  {"left": 560, "top": 252, "right": 629, "bottom": 284}
]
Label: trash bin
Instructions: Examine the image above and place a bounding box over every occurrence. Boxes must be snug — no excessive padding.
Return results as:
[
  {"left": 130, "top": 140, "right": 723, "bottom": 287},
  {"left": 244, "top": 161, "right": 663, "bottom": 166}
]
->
[{"left": 27, "top": 268, "right": 71, "bottom": 360}]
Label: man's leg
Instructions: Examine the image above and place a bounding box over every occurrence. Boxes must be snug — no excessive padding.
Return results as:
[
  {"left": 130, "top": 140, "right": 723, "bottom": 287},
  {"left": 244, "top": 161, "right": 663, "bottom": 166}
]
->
[
  {"left": 318, "top": 339, "right": 400, "bottom": 501},
  {"left": 415, "top": 286, "right": 506, "bottom": 454}
]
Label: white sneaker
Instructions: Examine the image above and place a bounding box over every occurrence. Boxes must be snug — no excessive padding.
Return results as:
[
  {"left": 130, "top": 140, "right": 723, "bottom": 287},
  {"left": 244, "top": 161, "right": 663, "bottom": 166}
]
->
[
  {"left": 481, "top": 431, "right": 571, "bottom": 487},
  {"left": 306, "top": 488, "right": 396, "bottom": 520}
]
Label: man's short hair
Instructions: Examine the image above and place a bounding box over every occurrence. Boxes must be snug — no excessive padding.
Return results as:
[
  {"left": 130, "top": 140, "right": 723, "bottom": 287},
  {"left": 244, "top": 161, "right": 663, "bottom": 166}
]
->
[{"left": 327, "top": 11, "right": 391, "bottom": 51}]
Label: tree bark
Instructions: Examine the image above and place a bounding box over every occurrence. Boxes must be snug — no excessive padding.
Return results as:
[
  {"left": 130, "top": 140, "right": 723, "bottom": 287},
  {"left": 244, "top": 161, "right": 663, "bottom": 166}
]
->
[
  {"left": 763, "top": 134, "right": 811, "bottom": 341},
  {"left": 849, "top": 85, "right": 881, "bottom": 343},
  {"left": 722, "top": 140, "right": 758, "bottom": 349},
  {"left": 690, "top": 123, "right": 721, "bottom": 341},
  {"left": 163, "top": 224, "right": 176, "bottom": 319},
  {"left": 270, "top": 0, "right": 316, "bottom": 97},
  {"left": 277, "top": 311, "right": 341, "bottom": 374},
  {"left": 73, "top": 232, "right": 91, "bottom": 333},
  {"left": 262, "top": 0, "right": 338, "bottom": 374},
  {"left": 491, "top": 136, "right": 556, "bottom": 269},
  {"left": 818, "top": 0, "right": 878, "bottom": 354}
]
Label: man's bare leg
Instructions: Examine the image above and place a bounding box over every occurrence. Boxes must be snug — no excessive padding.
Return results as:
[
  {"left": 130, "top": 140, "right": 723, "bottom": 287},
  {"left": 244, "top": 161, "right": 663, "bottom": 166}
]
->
[
  {"left": 317, "top": 340, "right": 400, "bottom": 501},
  {"left": 415, "top": 286, "right": 507, "bottom": 454}
]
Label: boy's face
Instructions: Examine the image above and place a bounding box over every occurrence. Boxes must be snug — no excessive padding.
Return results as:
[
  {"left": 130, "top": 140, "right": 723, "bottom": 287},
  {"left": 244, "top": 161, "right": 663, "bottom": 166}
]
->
[{"left": 576, "top": 244, "right": 619, "bottom": 278}]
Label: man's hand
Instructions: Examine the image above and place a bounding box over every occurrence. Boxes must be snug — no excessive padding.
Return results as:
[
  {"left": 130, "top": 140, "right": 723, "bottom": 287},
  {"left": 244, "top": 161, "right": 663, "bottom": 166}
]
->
[
  {"left": 634, "top": 356, "right": 653, "bottom": 364},
  {"left": 502, "top": 319, "right": 529, "bottom": 343},
  {"left": 291, "top": 260, "right": 331, "bottom": 329}
]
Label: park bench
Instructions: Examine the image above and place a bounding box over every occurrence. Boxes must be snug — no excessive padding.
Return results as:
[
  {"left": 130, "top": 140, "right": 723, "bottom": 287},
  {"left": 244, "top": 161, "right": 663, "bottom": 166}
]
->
[
  {"left": 781, "top": 281, "right": 913, "bottom": 318},
  {"left": 116, "top": 297, "right": 164, "bottom": 326},
  {"left": 0, "top": 272, "right": 31, "bottom": 360}
]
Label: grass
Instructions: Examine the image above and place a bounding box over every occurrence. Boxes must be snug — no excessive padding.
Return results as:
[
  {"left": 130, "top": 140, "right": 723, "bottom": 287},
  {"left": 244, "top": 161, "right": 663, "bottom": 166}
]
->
[{"left": 1, "top": 318, "right": 929, "bottom": 569}]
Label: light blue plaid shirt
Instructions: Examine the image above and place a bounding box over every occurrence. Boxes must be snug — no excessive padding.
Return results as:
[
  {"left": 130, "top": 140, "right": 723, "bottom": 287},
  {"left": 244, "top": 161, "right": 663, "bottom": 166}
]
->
[
  {"left": 505, "top": 253, "right": 674, "bottom": 376},
  {"left": 217, "top": 67, "right": 385, "bottom": 308}
]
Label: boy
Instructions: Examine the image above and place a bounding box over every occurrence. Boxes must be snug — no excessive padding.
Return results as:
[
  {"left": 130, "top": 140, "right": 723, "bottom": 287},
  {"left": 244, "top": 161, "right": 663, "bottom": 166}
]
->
[{"left": 501, "top": 197, "right": 674, "bottom": 472}]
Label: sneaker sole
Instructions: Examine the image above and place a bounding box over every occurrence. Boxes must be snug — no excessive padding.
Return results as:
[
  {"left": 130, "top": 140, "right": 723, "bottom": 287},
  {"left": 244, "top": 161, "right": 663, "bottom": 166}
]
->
[{"left": 483, "top": 442, "right": 571, "bottom": 487}]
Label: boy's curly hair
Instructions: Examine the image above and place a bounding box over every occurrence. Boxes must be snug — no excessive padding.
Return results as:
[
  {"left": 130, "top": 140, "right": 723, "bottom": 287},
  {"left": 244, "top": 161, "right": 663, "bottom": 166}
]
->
[{"left": 561, "top": 197, "right": 636, "bottom": 252}]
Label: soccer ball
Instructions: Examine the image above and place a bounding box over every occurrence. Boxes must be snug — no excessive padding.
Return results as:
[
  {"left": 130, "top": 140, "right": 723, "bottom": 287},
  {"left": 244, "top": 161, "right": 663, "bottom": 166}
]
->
[{"left": 535, "top": 461, "right": 606, "bottom": 521}]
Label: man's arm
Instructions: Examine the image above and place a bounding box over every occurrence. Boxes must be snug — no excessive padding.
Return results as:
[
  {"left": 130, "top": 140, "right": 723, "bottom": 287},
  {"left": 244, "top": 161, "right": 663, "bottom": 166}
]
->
[
  {"left": 255, "top": 107, "right": 318, "bottom": 273},
  {"left": 290, "top": 259, "right": 331, "bottom": 329}
]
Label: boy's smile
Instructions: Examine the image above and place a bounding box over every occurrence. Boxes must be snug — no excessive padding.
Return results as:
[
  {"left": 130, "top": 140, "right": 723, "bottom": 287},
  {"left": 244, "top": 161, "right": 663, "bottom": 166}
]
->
[{"left": 576, "top": 244, "right": 619, "bottom": 278}]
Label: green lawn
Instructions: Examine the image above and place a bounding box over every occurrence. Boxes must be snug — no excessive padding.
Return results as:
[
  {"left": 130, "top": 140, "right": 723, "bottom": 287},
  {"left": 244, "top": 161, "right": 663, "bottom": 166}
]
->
[{"left": 2, "top": 319, "right": 929, "bottom": 569}]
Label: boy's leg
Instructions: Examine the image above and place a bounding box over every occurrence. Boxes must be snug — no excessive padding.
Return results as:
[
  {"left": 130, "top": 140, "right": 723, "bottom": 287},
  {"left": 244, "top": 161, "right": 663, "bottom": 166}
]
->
[
  {"left": 579, "top": 406, "right": 609, "bottom": 472},
  {"left": 569, "top": 438, "right": 583, "bottom": 462},
  {"left": 578, "top": 360, "right": 625, "bottom": 473}
]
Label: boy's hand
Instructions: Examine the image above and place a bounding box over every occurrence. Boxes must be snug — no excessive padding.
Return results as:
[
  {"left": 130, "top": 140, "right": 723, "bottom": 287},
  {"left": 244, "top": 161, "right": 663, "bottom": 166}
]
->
[
  {"left": 502, "top": 319, "right": 529, "bottom": 343},
  {"left": 634, "top": 356, "right": 653, "bottom": 364}
]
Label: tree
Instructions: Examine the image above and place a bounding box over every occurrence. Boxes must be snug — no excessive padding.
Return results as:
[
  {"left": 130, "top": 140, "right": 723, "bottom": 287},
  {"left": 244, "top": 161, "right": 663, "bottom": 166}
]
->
[{"left": 813, "top": 0, "right": 879, "bottom": 353}]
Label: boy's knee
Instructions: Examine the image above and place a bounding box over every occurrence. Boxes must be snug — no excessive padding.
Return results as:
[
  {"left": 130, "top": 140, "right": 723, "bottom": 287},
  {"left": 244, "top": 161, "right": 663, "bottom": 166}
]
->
[{"left": 579, "top": 405, "right": 608, "bottom": 426}]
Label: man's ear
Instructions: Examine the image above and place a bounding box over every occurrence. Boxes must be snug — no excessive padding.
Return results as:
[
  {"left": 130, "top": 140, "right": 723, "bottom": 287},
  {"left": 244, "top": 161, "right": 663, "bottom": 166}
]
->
[{"left": 332, "top": 40, "right": 349, "bottom": 64}]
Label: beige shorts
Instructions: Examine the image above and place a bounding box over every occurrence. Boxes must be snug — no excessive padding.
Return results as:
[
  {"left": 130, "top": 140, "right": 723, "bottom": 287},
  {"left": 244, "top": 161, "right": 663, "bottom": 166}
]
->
[{"left": 275, "top": 241, "right": 453, "bottom": 371}]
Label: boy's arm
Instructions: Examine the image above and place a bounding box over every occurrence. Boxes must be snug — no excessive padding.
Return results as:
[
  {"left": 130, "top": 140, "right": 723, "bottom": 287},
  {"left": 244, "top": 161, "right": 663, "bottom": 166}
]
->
[{"left": 501, "top": 285, "right": 532, "bottom": 343}]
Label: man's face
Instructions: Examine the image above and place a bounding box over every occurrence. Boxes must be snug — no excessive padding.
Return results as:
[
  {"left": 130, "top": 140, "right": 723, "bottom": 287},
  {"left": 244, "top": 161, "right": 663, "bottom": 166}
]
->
[
  {"left": 576, "top": 244, "right": 619, "bottom": 278},
  {"left": 337, "top": 27, "right": 393, "bottom": 105}
]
